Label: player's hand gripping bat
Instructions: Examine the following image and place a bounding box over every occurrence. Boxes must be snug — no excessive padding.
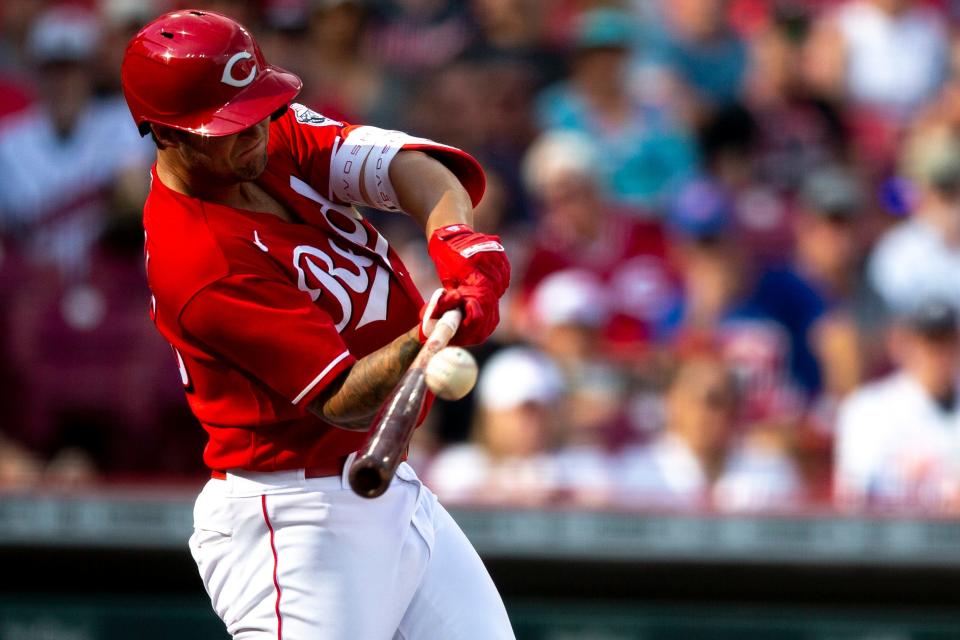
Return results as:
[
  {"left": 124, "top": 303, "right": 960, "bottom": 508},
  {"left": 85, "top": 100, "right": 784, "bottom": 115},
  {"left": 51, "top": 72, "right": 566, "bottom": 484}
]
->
[{"left": 348, "top": 309, "right": 463, "bottom": 498}]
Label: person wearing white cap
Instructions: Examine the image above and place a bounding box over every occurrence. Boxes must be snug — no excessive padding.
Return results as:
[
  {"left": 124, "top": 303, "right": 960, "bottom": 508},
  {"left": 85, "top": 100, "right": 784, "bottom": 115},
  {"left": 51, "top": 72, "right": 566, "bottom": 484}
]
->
[
  {"left": 835, "top": 299, "right": 960, "bottom": 510},
  {"left": 426, "top": 346, "right": 566, "bottom": 505},
  {"left": 519, "top": 129, "right": 677, "bottom": 347},
  {"left": 869, "top": 128, "right": 960, "bottom": 315},
  {"left": 0, "top": 5, "right": 153, "bottom": 278},
  {"left": 528, "top": 269, "right": 625, "bottom": 504},
  {"left": 528, "top": 268, "right": 609, "bottom": 368}
]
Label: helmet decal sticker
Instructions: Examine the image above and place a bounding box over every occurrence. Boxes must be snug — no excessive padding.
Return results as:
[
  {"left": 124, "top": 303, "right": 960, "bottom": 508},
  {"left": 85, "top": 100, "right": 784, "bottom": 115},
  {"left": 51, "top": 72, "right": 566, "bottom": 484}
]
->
[{"left": 221, "top": 51, "right": 256, "bottom": 88}]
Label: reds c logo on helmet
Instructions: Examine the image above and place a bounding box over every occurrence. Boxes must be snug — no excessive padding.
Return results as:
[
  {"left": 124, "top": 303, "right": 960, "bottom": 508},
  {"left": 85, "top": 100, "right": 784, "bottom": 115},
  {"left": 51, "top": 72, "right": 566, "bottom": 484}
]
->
[
  {"left": 121, "top": 10, "right": 301, "bottom": 137},
  {"left": 221, "top": 51, "right": 257, "bottom": 88}
]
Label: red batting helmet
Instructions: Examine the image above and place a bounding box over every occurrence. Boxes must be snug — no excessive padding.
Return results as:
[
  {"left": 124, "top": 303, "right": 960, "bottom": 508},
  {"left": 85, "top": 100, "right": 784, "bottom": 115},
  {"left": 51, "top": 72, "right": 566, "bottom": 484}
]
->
[{"left": 121, "top": 9, "right": 302, "bottom": 137}]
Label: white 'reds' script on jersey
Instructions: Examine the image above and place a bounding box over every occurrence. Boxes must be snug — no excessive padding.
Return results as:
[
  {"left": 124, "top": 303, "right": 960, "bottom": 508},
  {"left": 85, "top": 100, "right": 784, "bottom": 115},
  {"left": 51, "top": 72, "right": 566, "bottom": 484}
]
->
[{"left": 289, "top": 175, "right": 391, "bottom": 332}]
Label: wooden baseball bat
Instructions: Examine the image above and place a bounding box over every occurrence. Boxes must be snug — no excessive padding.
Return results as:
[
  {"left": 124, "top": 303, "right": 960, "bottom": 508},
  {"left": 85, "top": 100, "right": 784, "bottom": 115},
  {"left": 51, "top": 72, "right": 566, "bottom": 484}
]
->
[{"left": 348, "top": 309, "right": 462, "bottom": 498}]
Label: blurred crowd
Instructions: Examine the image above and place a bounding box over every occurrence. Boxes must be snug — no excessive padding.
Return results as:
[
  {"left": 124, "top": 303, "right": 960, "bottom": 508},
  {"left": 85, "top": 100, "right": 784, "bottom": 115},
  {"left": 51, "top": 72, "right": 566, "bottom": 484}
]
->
[{"left": 3, "top": 0, "right": 960, "bottom": 514}]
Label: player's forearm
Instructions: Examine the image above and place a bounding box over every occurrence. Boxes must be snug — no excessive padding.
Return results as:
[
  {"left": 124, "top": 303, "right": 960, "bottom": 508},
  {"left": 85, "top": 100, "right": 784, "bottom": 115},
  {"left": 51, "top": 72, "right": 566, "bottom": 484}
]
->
[
  {"left": 389, "top": 150, "right": 473, "bottom": 238},
  {"left": 308, "top": 328, "right": 421, "bottom": 430}
]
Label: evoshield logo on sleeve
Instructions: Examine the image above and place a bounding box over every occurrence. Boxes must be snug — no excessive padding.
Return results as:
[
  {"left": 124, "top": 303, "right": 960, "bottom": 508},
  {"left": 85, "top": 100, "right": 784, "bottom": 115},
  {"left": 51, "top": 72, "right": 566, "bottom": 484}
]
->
[{"left": 221, "top": 51, "right": 257, "bottom": 87}]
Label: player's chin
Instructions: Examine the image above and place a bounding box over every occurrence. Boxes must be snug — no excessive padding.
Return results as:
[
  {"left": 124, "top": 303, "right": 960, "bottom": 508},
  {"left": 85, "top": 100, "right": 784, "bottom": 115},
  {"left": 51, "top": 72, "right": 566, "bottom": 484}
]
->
[{"left": 234, "top": 152, "right": 268, "bottom": 181}]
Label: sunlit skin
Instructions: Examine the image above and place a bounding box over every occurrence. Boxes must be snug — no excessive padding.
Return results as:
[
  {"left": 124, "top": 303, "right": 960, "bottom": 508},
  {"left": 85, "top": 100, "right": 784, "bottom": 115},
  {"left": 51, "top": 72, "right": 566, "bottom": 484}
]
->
[
  {"left": 794, "top": 214, "right": 859, "bottom": 295},
  {"left": 666, "top": 0, "right": 725, "bottom": 41},
  {"left": 892, "top": 328, "right": 960, "bottom": 404},
  {"left": 666, "top": 357, "right": 738, "bottom": 482},
  {"left": 39, "top": 62, "right": 93, "bottom": 137},
  {"left": 572, "top": 48, "right": 630, "bottom": 125},
  {"left": 482, "top": 403, "right": 553, "bottom": 459},
  {"left": 677, "top": 240, "right": 744, "bottom": 330},
  {"left": 539, "top": 174, "right": 604, "bottom": 244},
  {"left": 152, "top": 116, "right": 279, "bottom": 216}
]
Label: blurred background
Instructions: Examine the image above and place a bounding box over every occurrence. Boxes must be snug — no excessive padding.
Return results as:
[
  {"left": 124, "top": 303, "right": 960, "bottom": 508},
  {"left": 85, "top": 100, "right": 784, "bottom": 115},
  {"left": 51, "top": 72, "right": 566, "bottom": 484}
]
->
[{"left": 4, "top": 0, "right": 960, "bottom": 638}]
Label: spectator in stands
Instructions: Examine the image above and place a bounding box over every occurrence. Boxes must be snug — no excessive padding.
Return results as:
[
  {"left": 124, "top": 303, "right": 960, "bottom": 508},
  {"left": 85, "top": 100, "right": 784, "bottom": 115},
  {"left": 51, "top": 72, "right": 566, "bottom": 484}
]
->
[
  {"left": 694, "top": 102, "right": 795, "bottom": 263},
  {"left": 662, "top": 166, "right": 876, "bottom": 412},
  {"left": 296, "top": 0, "right": 393, "bottom": 124},
  {"left": 407, "top": 55, "right": 538, "bottom": 234},
  {"left": 0, "top": 432, "right": 100, "bottom": 489},
  {"left": 528, "top": 270, "right": 627, "bottom": 503},
  {"left": 775, "top": 166, "right": 887, "bottom": 482},
  {"left": 4, "top": 243, "right": 188, "bottom": 476},
  {"left": 405, "top": 59, "right": 504, "bottom": 159},
  {"left": 427, "top": 347, "right": 565, "bottom": 505},
  {"left": 658, "top": 178, "right": 805, "bottom": 424},
  {"left": 94, "top": 0, "right": 158, "bottom": 97},
  {"left": 755, "top": 165, "right": 882, "bottom": 397},
  {"left": 835, "top": 299, "right": 960, "bottom": 510},
  {"left": 464, "top": 0, "right": 564, "bottom": 87},
  {"left": 518, "top": 130, "right": 677, "bottom": 346},
  {"left": 0, "top": 5, "right": 152, "bottom": 279},
  {"left": 651, "top": 0, "right": 749, "bottom": 112},
  {"left": 364, "top": 0, "right": 473, "bottom": 78},
  {"left": 869, "top": 128, "right": 960, "bottom": 314},
  {"left": 0, "top": 6, "right": 190, "bottom": 480},
  {"left": 664, "top": 168, "right": 877, "bottom": 400},
  {"left": 0, "top": 433, "right": 42, "bottom": 489},
  {"left": 536, "top": 8, "right": 699, "bottom": 212},
  {"left": 742, "top": 11, "right": 848, "bottom": 195},
  {"left": 618, "top": 352, "right": 802, "bottom": 510},
  {"left": 804, "top": 0, "right": 949, "bottom": 172},
  {"left": 803, "top": 0, "right": 948, "bottom": 124},
  {"left": 528, "top": 269, "right": 610, "bottom": 373}
]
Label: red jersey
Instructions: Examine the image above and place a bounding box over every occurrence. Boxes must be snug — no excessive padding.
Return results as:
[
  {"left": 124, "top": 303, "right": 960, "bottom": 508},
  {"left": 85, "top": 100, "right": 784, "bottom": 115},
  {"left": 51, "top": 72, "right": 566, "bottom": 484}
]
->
[{"left": 143, "top": 105, "right": 483, "bottom": 471}]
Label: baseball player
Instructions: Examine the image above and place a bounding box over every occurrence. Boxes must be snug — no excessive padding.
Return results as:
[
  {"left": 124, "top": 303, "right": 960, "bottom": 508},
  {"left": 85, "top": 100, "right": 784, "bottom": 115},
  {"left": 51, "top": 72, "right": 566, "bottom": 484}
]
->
[{"left": 121, "top": 10, "right": 513, "bottom": 640}]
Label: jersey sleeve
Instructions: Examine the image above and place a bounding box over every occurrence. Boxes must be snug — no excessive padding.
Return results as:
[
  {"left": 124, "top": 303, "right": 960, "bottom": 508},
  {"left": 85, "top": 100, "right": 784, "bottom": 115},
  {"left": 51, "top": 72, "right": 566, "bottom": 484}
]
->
[
  {"left": 180, "top": 273, "right": 356, "bottom": 407},
  {"left": 270, "top": 103, "right": 485, "bottom": 211}
]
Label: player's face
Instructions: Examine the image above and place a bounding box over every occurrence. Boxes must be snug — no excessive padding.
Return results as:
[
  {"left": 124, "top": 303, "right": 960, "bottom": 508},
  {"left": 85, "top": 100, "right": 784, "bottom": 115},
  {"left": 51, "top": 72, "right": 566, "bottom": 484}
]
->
[{"left": 180, "top": 117, "right": 271, "bottom": 183}]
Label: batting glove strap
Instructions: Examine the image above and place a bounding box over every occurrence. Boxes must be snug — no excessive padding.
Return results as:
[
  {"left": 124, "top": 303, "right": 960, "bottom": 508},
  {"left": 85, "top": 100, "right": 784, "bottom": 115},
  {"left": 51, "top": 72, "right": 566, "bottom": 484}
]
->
[{"left": 427, "top": 224, "right": 510, "bottom": 298}]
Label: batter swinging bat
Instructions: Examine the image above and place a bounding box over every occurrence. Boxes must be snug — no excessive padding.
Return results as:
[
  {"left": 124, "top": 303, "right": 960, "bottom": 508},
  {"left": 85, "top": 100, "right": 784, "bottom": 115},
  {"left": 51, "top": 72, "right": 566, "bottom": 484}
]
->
[{"left": 349, "top": 309, "right": 463, "bottom": 498}]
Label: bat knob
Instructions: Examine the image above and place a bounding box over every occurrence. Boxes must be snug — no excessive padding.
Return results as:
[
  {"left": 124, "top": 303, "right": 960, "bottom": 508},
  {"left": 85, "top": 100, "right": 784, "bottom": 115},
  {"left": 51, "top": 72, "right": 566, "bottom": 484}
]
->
[{"left": 348, "top": 457, "right": 390, "bottom": 498}]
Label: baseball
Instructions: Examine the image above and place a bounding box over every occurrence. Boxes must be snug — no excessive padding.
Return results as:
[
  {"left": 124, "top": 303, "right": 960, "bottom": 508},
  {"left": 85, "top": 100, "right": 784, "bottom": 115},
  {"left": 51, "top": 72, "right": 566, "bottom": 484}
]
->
[{"left": 425, "top": 347, "right": 478, "bottom": 401}]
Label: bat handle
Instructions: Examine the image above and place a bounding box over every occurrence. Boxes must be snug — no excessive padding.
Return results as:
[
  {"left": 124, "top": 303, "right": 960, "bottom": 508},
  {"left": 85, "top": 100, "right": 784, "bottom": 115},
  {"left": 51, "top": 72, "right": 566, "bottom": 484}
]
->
[{"left": 415, "top": 308, "right": 462, "bottom": 368}]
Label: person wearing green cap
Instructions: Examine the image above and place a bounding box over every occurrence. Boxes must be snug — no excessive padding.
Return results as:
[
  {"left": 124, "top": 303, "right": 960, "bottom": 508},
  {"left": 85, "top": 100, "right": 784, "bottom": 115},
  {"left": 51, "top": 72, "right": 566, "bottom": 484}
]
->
[{"left": 535, "top": 8, "right": 699, "bottom": 215}]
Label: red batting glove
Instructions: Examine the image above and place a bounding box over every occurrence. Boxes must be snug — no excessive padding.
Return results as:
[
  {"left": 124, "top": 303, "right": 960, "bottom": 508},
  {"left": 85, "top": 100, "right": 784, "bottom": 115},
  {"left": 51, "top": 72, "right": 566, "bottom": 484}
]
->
[
  {"left": 419, "top": 281, "right": 501, "bottom": 346},
  {"left": 424, "top": 224, "right": 510, "bottom": 345},
  {"left": 428, "top": 224, "right": 510, "bottom": 296}
]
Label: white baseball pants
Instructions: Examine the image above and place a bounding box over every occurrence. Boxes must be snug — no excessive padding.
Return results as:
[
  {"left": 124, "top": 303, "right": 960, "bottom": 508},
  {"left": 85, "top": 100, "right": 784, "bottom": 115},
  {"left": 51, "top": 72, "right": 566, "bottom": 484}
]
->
[{"left": 188, "top": 456, "right": 515, "bottom": 640}]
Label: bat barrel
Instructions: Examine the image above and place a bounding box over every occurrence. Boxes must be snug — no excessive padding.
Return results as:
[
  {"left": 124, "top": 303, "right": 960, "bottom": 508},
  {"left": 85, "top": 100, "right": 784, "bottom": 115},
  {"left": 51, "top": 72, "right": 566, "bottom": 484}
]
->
[
  {"left": 348, "top": 369, "right": 427, "bottom": 498},
  {"left": 348, "top": 308, "right": 462, "bottom": 499}
]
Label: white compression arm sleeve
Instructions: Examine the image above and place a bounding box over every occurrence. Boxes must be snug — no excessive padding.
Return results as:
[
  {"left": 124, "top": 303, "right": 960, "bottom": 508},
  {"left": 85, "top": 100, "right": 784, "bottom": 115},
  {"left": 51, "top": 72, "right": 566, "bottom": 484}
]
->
[{"left": 329, "top": 126, "right": 461, "bottom": 212}]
